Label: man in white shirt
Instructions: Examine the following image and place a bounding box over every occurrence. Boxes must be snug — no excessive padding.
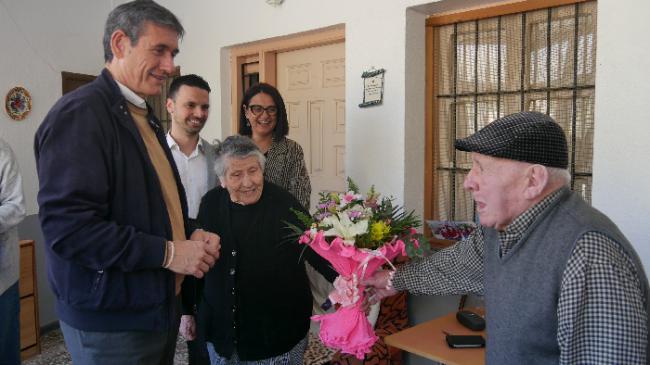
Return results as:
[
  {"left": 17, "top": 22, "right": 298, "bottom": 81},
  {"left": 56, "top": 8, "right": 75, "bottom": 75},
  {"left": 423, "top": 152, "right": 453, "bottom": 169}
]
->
[
  {"left": 166, "top": 74, "right": 218, "bottom": 222},
  {"left": 166, "top": 74, "right": 218, "bottom": 365}
]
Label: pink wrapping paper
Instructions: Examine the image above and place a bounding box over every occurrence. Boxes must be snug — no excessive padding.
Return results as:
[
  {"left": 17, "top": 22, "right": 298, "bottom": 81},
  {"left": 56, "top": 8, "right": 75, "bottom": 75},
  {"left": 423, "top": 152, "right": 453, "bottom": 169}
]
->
[{"left": 301, "top": 230, "right": 405, "bottom": 359}]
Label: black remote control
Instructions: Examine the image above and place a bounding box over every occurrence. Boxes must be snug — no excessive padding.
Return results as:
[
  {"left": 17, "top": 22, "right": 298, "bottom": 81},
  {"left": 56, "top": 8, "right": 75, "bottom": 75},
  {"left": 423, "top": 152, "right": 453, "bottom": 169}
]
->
[{"left": 456, "top": 310, "right": 485, "bottom": 331}]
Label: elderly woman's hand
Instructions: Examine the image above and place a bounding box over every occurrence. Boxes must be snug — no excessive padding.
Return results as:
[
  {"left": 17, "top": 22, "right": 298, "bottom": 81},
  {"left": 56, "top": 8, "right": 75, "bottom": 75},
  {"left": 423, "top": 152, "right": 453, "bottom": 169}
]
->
[{"left": 191, "top": 229, "right": 221, "bottom": 256}]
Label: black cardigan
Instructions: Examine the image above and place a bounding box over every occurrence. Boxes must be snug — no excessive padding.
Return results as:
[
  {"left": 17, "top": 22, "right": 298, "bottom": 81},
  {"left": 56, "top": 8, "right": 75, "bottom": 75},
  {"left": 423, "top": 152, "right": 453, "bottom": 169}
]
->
[{"left": 182, "top": 181, "right": 337, "bottom": 360}]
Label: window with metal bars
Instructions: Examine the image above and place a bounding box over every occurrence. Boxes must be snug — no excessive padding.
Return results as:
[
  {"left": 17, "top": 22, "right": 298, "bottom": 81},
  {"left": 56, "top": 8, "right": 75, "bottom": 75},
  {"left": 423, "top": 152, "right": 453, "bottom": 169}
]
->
[{"left": 430, "top": 1, "right": 596, "bottom": 222}]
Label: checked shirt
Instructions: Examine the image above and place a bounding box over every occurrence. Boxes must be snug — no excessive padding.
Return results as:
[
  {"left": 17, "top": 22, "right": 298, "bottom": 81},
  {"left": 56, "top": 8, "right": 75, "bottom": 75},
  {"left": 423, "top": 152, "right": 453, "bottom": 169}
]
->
[{"left": 393, "top": 190, "right": 647, "bottom": 364}]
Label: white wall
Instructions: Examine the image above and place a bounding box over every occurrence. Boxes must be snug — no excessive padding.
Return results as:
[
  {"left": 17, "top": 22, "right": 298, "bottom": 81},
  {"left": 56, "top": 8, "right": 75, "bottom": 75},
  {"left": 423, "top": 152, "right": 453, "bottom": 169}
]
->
[
  {"left": 592, "top": 0, "right": 650, "bottom": 271},
  {"left": 159, "top": 0, "right": 420, "bottom": 204},
  {"left": 0, "top": 0, "right": 121, "bottom": 214}
]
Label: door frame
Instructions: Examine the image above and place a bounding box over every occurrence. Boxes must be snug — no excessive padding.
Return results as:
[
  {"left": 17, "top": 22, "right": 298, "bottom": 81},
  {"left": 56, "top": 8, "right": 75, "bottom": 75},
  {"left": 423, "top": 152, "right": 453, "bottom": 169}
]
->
[{"left": 229, "top": 24, "right": 345, "bottom": 134}]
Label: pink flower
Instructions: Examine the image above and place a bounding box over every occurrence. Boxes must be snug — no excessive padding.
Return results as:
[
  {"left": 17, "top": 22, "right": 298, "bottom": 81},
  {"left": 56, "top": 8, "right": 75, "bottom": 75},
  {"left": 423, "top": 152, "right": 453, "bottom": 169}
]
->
[
  {"left": 348, "top": 210, "right": 363, "bottom": 219},
  {"left": 412, "top": 238, "right": 420, "bottom": 249},
  {"left": 315, "top": 212, "right": 332, "bottom": 220},
  {"left": 339, "top": 191, "right": 362, "bottom": 206},
  {"left": 318, "top": 201, "right": 336, "bottom": 210}
]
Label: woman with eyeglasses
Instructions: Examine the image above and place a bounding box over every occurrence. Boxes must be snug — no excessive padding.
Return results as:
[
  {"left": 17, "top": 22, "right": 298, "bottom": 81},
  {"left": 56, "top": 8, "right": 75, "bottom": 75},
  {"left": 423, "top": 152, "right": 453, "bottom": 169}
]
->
[{"left": 239, "top": 83, "right": 311, "bottom": 209}]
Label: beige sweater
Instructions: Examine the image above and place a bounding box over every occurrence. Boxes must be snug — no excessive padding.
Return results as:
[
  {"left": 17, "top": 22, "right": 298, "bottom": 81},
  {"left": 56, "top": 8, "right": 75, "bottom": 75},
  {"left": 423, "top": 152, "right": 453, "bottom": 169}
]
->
[{"left": 128, "top": 104, "right": 185, "bottom": 293}]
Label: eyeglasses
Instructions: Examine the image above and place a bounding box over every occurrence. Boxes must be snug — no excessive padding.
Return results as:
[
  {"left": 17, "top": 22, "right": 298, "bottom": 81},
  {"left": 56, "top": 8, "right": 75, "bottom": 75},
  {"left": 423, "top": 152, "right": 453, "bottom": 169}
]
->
[{"left": 248, "top": 105, "right": 278, "bottom": 116}]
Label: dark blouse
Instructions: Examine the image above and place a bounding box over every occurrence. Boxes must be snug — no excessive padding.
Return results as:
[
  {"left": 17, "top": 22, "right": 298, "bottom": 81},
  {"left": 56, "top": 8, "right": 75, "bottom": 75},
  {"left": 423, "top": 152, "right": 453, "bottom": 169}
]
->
[
  {"left": 263, "top": 137, "right": 311, "bottom": 209},
  {"left": 182, "top": 181, "right": 336, "bottom": 361}
]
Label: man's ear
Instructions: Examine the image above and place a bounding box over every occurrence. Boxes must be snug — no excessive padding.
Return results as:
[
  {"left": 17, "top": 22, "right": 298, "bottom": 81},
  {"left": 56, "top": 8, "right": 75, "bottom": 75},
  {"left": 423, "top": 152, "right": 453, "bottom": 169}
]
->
[
  {"left": 523, "top": 164, "right": 549, "bottom": 200},
  {"left": 110, "top": 29, "right": 129, "bottom": 59},
  {"left": 166, "top": 98, "right": 174, "bottom": 114}
]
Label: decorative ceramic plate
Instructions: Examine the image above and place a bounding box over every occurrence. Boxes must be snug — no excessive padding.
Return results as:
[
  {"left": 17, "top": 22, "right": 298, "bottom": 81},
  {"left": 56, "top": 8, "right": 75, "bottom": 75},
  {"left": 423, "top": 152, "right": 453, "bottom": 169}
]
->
[
  {"left": 5, "top": 86, "right": 32, "bottom": 121},
  {"left": 426, "top": 220, "right": 476, "bottom": 241}
]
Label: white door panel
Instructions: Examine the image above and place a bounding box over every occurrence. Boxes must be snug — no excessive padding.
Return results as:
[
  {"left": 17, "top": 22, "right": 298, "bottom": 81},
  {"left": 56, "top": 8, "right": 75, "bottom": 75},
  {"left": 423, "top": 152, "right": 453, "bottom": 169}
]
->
[{"left": 277, "top": 42, "right": 346, "bottom": 211}]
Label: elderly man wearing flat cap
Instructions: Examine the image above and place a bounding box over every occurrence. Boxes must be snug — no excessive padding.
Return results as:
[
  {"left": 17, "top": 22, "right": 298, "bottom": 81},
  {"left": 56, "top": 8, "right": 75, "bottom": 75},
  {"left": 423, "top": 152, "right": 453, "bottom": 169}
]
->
[{"left": 365, "top": 111, "right": 649, "bottom": 364}]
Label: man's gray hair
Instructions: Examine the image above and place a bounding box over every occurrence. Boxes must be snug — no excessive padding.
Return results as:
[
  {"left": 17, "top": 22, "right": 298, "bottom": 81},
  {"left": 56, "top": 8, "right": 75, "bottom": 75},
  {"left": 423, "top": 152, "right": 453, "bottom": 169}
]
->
[
  {"left": 547, "top": 166, "right": 571, "bottom": 186},
  {"left": 103, "top": 0, "right": 184, "bottom": 62},
  {"left": 214, "top": 135, "right": 266, "bottom": 179}
]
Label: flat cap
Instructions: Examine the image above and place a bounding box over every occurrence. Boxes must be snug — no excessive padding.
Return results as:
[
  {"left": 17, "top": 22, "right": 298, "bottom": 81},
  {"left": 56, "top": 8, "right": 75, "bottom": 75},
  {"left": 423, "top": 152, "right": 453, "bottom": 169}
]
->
[{"left": 454, "top": 111, "right": 568, "bottom": 169}]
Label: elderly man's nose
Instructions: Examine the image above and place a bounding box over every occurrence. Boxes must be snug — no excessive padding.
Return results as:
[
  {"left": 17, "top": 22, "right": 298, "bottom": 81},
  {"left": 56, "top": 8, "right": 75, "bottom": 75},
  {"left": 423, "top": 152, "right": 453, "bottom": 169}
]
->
[{"left": 464, "top": 169, "right": 476, "bottom": 190}]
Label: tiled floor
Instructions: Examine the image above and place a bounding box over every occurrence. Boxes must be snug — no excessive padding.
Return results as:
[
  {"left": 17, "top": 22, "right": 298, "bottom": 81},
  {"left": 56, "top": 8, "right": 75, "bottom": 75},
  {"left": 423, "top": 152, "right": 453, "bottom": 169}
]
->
[{"left": 23, "top": 329, "right": 331, "bottom": 365}]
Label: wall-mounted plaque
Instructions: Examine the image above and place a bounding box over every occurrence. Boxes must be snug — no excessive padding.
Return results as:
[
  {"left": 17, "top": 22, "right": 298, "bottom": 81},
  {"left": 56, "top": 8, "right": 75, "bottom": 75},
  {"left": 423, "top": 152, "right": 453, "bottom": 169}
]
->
[{"left": 359, "top": 68, "right": 385, "bottom": 108}]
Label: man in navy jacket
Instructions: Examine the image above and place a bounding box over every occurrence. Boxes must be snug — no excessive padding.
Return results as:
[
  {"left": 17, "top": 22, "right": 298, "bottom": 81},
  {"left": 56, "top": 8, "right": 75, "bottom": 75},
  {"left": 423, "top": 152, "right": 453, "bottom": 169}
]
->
[{"left": 34, "top": 1, "right": 220, "bottom": 364}]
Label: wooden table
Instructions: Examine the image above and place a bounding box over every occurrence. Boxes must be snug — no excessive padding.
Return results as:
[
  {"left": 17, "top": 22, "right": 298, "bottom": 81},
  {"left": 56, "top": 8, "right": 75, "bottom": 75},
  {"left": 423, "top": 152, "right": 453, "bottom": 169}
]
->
[{"left": 385, "top": 308, "right": 485, "bottom": 365}]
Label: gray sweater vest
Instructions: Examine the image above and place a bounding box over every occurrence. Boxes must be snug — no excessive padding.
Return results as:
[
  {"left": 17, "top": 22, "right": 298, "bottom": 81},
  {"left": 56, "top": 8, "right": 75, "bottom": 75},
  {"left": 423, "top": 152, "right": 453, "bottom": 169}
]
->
[{"left": 483, "top": 188, "right": 649, "bottom": 364}]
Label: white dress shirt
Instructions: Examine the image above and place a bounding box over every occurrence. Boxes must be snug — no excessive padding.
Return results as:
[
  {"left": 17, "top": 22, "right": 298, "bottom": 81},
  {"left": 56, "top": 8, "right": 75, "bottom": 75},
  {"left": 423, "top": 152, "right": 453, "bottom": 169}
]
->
[
  {"left": 166, "top": 133, "right": 209, "bottom": 219},
  {"left": 114, "top": 80, "right": 147, "bottom": 109}
]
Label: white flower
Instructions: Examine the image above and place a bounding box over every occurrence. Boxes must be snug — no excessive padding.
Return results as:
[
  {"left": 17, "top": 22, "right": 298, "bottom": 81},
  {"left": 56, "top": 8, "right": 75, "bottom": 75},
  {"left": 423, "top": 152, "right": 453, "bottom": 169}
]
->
[{"left": 321, "top": 212, "right": 368, "bottom": 246}]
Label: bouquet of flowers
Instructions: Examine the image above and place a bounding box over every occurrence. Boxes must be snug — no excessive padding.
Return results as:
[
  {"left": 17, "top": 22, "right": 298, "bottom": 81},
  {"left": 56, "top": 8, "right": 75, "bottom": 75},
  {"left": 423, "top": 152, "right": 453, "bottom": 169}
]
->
[{"left": 292, "top": 178, "right": 424, "bottom": 359}]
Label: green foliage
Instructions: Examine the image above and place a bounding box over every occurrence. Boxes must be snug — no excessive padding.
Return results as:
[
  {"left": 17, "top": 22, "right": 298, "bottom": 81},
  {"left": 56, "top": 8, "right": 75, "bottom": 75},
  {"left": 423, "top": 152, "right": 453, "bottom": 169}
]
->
[
  {"left": 346, "top": 177, "right": 360, "bottom": 193},
  {"left": 290, "top": 207, "right": 314, "bottom": 228}
]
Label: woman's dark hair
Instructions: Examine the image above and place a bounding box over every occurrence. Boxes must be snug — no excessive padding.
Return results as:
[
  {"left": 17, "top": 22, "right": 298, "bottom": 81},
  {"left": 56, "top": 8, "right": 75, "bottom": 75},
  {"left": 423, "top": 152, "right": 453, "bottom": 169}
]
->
[{"left": 238, "top": 83, "right": 289, "bottom": 140}]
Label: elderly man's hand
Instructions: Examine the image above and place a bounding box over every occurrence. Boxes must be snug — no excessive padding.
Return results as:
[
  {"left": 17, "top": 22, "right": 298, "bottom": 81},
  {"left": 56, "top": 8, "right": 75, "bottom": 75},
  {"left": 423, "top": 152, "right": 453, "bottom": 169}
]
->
[
  {"left": 167, "top": 231, "right": 221, "bottom": 278},
  {"left": 365, "top": 287, "right": 398, "bottom": 305},
  {"left": 179, "top": 315, "right": 196, "bottom": 340},
  {"left": 362, "top": 270, "right": 398, "bottom": 304}
]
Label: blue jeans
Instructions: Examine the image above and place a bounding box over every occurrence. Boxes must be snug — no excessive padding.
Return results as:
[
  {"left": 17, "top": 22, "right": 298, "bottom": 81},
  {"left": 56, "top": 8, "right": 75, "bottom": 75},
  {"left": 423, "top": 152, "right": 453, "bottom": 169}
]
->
[
  {"left": 60, "top": 320, "right": 169, "bottom": 365},
  {"left": 0, "top": 281, "right": 20, "bottom": 365}
]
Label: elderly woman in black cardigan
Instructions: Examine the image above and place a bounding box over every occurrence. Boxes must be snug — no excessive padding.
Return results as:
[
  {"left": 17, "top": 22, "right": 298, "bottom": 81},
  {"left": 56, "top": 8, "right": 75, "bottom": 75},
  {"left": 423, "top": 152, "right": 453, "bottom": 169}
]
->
[{"left": 180, "top": 135, "right": 336, "bottom": 365}]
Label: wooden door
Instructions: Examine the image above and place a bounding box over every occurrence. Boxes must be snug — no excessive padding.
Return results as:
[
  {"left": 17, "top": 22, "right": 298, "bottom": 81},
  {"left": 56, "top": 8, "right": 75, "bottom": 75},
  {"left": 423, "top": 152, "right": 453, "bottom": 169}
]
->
[
  {"left": 61, "top": 71, "right": 96, "bottom": 95},
  {"left": 276, "top": 42, "right": 346, "bottom": 210}
]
